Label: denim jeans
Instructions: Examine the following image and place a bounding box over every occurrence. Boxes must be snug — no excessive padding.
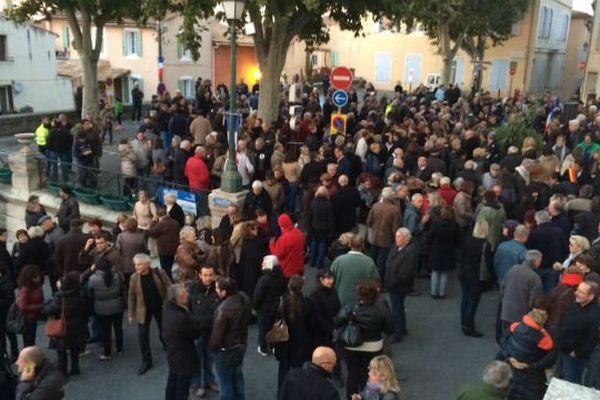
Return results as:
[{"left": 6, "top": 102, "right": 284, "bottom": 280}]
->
[
  {"left": 160, "top": 131, "right": 172, "bottom": 150},
  {"left": 47, "top": 151, "right": 59, "bottom": 181},
  {"left": 191, "top": 335, "right": 216, "bottom": 389},
  {"left": 97, "top": 312, "right": 124, "bottom": 357},
  {"left": 460, "top": 279, "right": 482, "bottom": 331},
  {"left": 560, "top": 352, "right": 587, "bottom": 384},
  {"left": 431, "top": 271, "right": 449, "bottom": 296},
  {"left": 388, "top": 291, "right": 406, "bottom": 335},
  {"left": 285, "top": 183, "right": 299, "bottom": 214},
  {"left": 369, "top": 245, "right": 390, "bottom": 285},
  {"left": 165, "top": 370, "right": 192, "bottom": 400},
  {"left": 58, "top": 151, "right": 72, "bottom": 182},
  {"left": 138, "top": 307, "right": 163, "bottom": 364},
  {"left": 309, "top": 239, "right": 327, "bottom": 268},
  {"left": 214, "top": 345, "right": 246, "bottom": 400}
]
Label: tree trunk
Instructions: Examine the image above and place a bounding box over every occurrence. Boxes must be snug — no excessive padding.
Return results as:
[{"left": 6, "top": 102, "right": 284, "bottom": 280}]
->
[
  {"left": 438, "top": 22, "right": 453, "bottom": 85},
  {"left": 81, "top": 56, "right": 99, "bottom": 119},
  {"left": 256, "top": 22, "right": 289, "bottom": 123}
]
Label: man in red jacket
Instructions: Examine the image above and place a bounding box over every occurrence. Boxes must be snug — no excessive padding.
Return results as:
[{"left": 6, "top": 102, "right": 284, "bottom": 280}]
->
[
  {"left": 269, "top": 214, "right": 305, "bottom": 278},
  {"left": 185, "top": 146, "right": 210, "bottom": 215}
]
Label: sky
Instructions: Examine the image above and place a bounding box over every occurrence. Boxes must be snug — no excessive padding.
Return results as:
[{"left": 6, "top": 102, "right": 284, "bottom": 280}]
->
[{"left": 573, "top": 0, "right": 594, "bottom": 15}]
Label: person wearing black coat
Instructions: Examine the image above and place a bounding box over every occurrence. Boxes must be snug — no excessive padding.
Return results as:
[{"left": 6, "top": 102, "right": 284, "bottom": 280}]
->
[
  {"left": 188, "top": 266, "right": 221, "bottom": 395},
  {"left": 42, "top": 272, "right": 89, "bottom": 377},
  {"left": 309, "top": 270, "right": 341, "bottom": 347},
  {"left": 332, "top": 178, "right": 360, "bottom": 236},
  {"left": 459, "top": 222, "right": 490, "bottom": 338},
  {"left": 426, "top": 206, "right": 462, "bottom": 298},
  {"left": 243, "top": 183, "right": 273, "bottom": 220},
  {"left": 237, "top": 224, "right": 267, "bottom": 298},
  {"left": 253, "top": 257, "right": 287, "bottom": 355},
  {"left": 162, "top": 284, "right": 204, "bottom": 400},
  {"left": 0, "top": 263, "right": 17, "bottom": 362},
  {"left": 16, "top": 229, "right": 49, "bottom": 276},
  {"left": 173, "top": 146, "right": 192, "bottom": 187},
  {"left": 384, "top": 230, "right": 417, "bottom": 341},
  {"left": 56, "top": 188, "right": 80, "bottom": 233},
  {"left": 0, "top": 229, "right": 15, "bottom": 284},
  {"left": 274, "top": 276, "right": 316, "bottom": 396},
  {"left": 15, "top": 347, "right": 64, "bottom": 400},
  {"left": 279, "top": 350, "right": 341, "bottom": 400},
  {"left": 307, "top": 189, "right": 334, "bottom": 269}
]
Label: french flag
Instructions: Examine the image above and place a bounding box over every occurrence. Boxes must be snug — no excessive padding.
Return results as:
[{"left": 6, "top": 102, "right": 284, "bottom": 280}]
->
[{"left": 545, "top": 97, "right": 561, "bottom": 135}]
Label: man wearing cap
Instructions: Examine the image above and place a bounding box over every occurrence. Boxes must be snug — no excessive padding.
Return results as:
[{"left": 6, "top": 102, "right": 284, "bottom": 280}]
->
[
  {"left": 56, "top": 187, "right": 80, "bottom": 233},
  {"left": 243, "top": 180, "right": 272, "bottom": 220}
]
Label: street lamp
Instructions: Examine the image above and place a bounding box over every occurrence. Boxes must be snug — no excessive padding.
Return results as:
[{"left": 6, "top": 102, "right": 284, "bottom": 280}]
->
[{"left": 220, "top": 0, "right": 245, "bottom": 193}]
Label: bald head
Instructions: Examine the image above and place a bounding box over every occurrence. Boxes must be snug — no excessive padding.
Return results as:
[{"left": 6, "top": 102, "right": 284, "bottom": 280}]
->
[
  {"left": 312, "top": 346, "right": 336, "bottom": 372},
  {"left": 16, "top": 346, "right": 46, "bottom": 375}
]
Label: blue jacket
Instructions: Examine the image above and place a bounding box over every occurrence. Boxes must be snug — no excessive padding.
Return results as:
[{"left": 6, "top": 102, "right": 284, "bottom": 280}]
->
[
  {"left": 494, "top": 240, "right": 526, "bottom": 283},
  {"left": 502, "top": 315, "right": 553, "bottom": 364}
]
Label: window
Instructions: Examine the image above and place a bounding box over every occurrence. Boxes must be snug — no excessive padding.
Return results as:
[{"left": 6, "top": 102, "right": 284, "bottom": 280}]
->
[
  {"left": 122, "top": 29, "right": 142, "bottom": 57},
  {"left": 124, "top": 76, "right": 144, "bottom": 104},
  {"left": 331, "top": 51, "right": 339, "bottom": 67},
  {"left": 0, "top": 35, "right": 7, "bottom": 61},
  {"left": 511, "top": 20, "right": 523, "bottom": 36},
  {"left": 538, "top": 6, "right": 553, "bottom": 40},
  {"left": 177, "top": 40, "right": 191, "bottom": 62},
  {"left": 404, "top": 55, "right": 422, "bottom": 84},
  {"left": 558, "top": 13, "right": 569, "bottom": 42},
  {"left": 61, "top": 26, "right": 70, "bottom": 50},
  {"left": 178, "top": 77, "right": 194, "bottom": 98},
  {"left": 375, "top": 53, "right": 392, "bottom": 82},
  {"left": 489, "top": 59, "right": 510, "bottom": 91},
  {"left": 311, "top": 54, "right": 319, "bottom": 66},
  {"left": 0, "top": 86, "right": 14, "bottom": 113}
]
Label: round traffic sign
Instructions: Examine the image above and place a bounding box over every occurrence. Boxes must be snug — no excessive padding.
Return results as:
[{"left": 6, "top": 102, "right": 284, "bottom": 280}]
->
[
  {"left": 330, "top": 66, "right": 353, "bottom": 90},
  {"left": 332, "top": 90, "right": 348, "bottom": 108}
]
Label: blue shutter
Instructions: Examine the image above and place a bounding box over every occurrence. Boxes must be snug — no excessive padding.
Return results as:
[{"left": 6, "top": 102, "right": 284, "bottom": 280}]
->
[
  {"left": 404, "top": 55, "right": 422, "bottom": 84},
  {"left": 61, "top": 26, "right": 70, "bottom": 49},
  {"left": 332, "top": 51, "right": 339, "bottom": 67},
  {"left": 135, "top": 31, "right": 142, "bottom": 56},
  {"left": 489, "top": 59, "right": 510, "bottom": 91},
  {"left": 375, "top": 53, "right": 392, "bottom": 82}
]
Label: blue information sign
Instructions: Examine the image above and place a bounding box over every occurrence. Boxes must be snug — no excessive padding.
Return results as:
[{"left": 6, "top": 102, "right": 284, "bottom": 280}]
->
[
  {"left": 332, "top": 90, "right": 348, "bottom": 108},
  {"left": 159, "top": 187, "right": 197, "bottom": 216}
]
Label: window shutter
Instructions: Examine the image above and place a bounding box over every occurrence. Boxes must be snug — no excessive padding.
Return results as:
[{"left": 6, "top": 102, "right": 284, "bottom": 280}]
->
[
  {"left": 122, "top": 31, "right": 128, "bottom": 55},
  {"left": 332, "top": 51, "right": 338, "bottom": 67},
  {"left": 61, "top": 26, "right": 70, "bottom": 49},
  {"left": 136, "top": 31, "right": 142, "bottom": 56},
  {"left": 177, "top": 79, "right": 184, "bottom": 95}
]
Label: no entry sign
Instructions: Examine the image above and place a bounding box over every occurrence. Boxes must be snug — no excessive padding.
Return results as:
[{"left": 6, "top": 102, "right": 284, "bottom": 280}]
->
[{"left": 330, "top": 66, "right": 353, "bottom": 90}]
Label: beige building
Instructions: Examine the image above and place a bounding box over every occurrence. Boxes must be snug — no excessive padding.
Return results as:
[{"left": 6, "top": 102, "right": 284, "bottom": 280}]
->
[
  {"left": 563, "top": 9, "right": 593, "bottom": 99},
  {"left": 39, "top": 16, "right": 160, "bottom": 105},
  {"left": 284, "top": 0, "right": 575, "bottom": 98}
]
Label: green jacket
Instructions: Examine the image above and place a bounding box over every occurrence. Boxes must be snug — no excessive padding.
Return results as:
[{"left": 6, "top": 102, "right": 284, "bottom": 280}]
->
[
  {"left": 456, "top": 383, "right": 505, "bottom": 400},
  {"left": 476, "top": 204, "right": 506, "bottom": 251},
  {"left": 114, "top": 101, "right": 124, "bottom": 114},
  {"left": 331, "top": 251, "right": 380, "bottom": 307}
]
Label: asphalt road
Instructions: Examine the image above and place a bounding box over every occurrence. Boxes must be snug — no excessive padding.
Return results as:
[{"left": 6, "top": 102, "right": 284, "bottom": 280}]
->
[{"left": 27, "top": 266, "right": 499, "bottom": 400}]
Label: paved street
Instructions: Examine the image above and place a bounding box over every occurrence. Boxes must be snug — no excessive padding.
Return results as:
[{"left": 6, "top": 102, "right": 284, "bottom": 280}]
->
[{"left": 29, "top": 266, "right": 500, "bottom": 400}]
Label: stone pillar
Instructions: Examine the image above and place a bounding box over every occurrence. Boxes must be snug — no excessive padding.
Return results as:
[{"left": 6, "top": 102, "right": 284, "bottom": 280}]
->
[
  {"left": 9, "top": 133, "right": 46, "bottom": 193},
  {"left": 208, "top": 188, "right": 247, "bottom": 229}
]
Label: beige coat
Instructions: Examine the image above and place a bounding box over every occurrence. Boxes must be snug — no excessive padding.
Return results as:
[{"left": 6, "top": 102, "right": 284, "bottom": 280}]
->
[
  {"left": 366, "top": 199, "right": 401, "bottom": 248},
  {"left": 190, "top": 116, "right": 212, "bottom": 145},
  {"left": 133, "top": 200, "right": 157, "bottom": 230},
  {"left": 128, "top": 268, "right": 171, "bottom": 324}
]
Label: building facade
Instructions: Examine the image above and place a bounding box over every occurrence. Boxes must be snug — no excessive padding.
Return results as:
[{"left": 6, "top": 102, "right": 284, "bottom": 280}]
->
[
  {"left": 0, "top": 15, "right": 74, "bottom": 114},
  {"left": 39, "top": 17, "right": 160, "bottom": 106},
  {"left": 582, "top": 2, "right": 600, "bottom": 103},
  {"left": 283, "top": 0, "right": 575, "bottom": 98}
]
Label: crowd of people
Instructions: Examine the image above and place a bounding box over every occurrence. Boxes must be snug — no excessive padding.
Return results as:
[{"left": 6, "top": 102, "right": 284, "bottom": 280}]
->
[{"left": 3, "top": 74, "right": 600, "bottom": 400}]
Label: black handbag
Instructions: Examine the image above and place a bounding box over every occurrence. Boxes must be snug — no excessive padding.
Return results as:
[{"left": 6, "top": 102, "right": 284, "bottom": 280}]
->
[
  {"left": 335, "top": 306, "right": 363, "bottom": 347},
  {"left": 6, "top": 303, "right": 24, "bottom": 335},
  {"left": 219, "top": 344, "right": 245, "bottom": 368}
]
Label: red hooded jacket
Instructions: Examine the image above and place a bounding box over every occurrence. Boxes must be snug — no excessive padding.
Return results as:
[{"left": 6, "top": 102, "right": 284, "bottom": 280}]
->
[
  {"left": 184, "top": 154, "right": 210, "bottom": 191},
  {"left": 269, "top": 214, "right": 305, "bottom": 277}
]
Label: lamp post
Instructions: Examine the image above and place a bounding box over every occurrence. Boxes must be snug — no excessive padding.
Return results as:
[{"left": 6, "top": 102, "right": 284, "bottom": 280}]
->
[{"left": 220, "top": 0, "right": 245, "bottom": 193}]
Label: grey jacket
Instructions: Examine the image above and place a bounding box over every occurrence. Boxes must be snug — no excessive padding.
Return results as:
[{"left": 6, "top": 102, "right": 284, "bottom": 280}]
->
[
  {"left": 88, "top": 270, "right": 125, "bottom": 316},
  {"left": 500, "top": 261, "right": 543, "bottom": 323}
]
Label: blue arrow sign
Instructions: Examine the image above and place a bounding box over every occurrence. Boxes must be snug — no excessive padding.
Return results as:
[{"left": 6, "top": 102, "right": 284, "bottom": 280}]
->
[{"left": 332, "top": 90, "right": 348, "bottom": 108}]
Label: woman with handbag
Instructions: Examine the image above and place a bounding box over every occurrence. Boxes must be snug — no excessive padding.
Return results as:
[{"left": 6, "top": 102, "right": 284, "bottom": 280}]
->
[
  {"left": 87, "top": 256, "right": 125, "bottom": 360},
  {"left": 16, "top": 265, "right": 44, "bottom": 347},
  {"left": 459, "top": 220, "right": 490, "bottom": 338},
  {"left": 252, "top": 255, "right": 287, "bottom": 356},
  {"left": 42, "top": 271, "right": 89, "bottom": 377},
  {"left": 334, "top": 280, "right": 394, "bottom": 400},
  {"left": 273, "top": 275, "right": 316, "bottom": 396}
]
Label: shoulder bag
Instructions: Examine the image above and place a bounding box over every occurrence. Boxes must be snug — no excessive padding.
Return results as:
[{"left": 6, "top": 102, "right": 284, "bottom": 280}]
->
[
  {"left": 266, "top": 297, "right": 289, "bottom": 344},
  {"left": 45, "top": 299, "right": 66, "bottom": 339},
  {"left": 334, "top": 305, "right": 363, "bottom": 347},
  {"left": 6, "top": 303, "right": 24, "bottom": 335}
]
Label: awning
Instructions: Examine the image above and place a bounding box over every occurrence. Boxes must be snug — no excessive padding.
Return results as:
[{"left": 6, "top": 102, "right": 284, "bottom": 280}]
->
[{"left": 57, "top": 59, "right": 130, "bottom": 81}]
